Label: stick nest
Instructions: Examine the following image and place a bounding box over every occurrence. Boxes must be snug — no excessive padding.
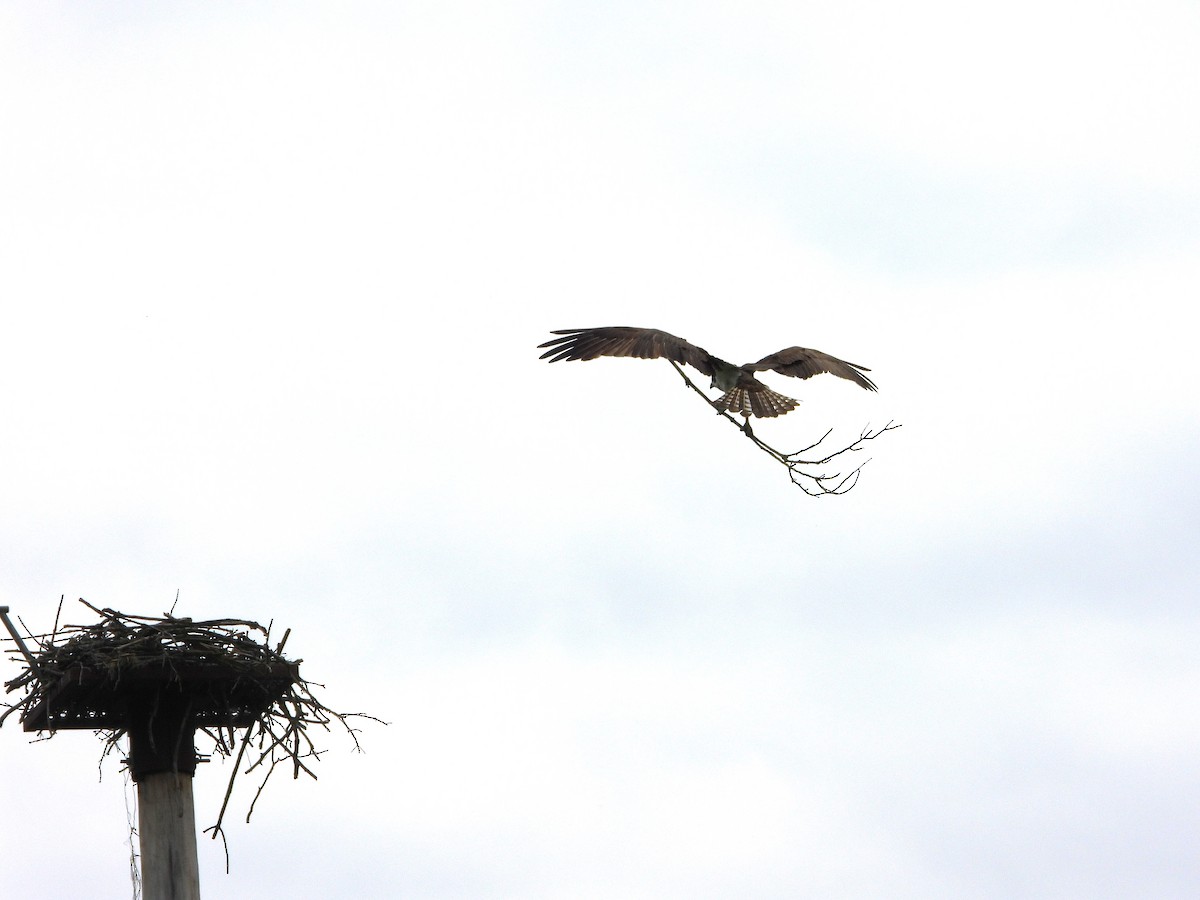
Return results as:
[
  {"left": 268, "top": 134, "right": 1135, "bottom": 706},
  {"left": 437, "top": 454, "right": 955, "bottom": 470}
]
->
[{"left": 2, "top": 598, "right": 380, "bottom": 853}]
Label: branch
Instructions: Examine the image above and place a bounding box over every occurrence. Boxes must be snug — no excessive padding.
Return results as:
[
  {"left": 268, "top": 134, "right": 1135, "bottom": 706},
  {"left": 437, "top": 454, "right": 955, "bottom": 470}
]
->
[{"left": 667, "top": 360, "right": 899, "bottom": 495}]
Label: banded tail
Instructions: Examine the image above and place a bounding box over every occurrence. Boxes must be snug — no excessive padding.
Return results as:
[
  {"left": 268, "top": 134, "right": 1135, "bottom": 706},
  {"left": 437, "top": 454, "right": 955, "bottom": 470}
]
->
[{"left": 715, "top": 386, "right": 799, "bottom": 418}]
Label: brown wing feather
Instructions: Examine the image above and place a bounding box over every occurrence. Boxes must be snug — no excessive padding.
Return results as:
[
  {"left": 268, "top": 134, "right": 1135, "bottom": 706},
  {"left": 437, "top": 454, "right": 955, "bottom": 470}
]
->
[
  {"left": 538, "top": 327, "right": 718, "bottom": 377},
  {"left": 747, "top": 346, "right": 878, "bottom": 392}
]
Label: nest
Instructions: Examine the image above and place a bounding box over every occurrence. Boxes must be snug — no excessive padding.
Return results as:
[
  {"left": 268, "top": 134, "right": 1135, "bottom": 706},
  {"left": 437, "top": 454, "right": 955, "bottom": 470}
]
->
[{"left": 2, "top": 598, "right": 377, "bottom": 849}]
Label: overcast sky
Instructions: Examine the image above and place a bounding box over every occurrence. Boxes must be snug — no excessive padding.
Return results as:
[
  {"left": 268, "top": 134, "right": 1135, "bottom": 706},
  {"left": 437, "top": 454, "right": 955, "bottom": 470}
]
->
[{"left": 2, "top": 2, "right": 1198, "bottom": 898}]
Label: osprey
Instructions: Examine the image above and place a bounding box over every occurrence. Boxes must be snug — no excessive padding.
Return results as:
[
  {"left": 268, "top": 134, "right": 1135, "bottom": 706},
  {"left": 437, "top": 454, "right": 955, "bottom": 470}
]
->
[{"left": 539, "top": 326, "right": 877, "bottom": 418}]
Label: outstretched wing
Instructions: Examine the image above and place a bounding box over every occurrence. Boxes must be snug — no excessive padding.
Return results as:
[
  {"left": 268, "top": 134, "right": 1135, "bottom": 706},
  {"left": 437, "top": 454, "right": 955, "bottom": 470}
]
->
[
  {"left": 538, "top": 327, "right": 717, "bottom": 377},
  {"left": 747, "top": 346, "right": 878, "bottom": 392}
]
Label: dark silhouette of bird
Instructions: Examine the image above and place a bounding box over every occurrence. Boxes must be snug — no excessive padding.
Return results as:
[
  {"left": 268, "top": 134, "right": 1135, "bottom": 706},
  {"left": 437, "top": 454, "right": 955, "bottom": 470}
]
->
[{"left": 539, "top": 326, "right": 877, "bottom": 418}]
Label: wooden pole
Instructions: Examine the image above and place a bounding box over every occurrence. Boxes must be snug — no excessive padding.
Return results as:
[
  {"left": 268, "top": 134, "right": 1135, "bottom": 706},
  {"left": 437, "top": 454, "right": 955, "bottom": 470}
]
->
[
  {"left": 138, "top": 772, "right": 201, "bottom": 900},
  {"left": 127, "top": 690, "right": 202, "bottom": 899}
]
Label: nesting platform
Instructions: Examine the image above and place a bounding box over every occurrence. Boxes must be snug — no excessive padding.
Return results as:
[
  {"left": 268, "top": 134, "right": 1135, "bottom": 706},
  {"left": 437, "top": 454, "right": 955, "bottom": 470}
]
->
[
  {"left": 3, "top": 605, "right": 305, "bottom": 780},
  {"left": 22, "top": 657, "right": 299, "bottom": 732},
  {"left": 3, "top": 601, "right": 369, "bottom": 900}
]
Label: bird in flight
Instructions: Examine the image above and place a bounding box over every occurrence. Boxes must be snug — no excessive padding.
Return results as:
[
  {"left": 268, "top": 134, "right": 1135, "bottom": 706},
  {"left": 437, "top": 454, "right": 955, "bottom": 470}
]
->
[{"left": 539, "top": 326, "right": 877, "bottom": 418}]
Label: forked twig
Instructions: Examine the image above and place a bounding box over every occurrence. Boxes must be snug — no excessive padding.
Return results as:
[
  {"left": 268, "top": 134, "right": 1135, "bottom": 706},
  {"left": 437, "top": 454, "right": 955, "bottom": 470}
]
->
[{"left": 667, "top": 360, "right": 899, "bottom": 495}]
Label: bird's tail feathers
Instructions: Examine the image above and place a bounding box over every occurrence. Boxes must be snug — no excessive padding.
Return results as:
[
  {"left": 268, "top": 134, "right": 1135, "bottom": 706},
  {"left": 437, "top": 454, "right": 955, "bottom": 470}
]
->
[{"left": 716, "top": 386, "right": 799, "bottom": 418}]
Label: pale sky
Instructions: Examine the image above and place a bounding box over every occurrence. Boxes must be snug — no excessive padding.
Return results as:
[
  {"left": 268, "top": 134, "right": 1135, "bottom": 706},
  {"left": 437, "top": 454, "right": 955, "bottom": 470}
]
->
[{"left": 2, "top": 2, "right": 1198, "bottom": 898}]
